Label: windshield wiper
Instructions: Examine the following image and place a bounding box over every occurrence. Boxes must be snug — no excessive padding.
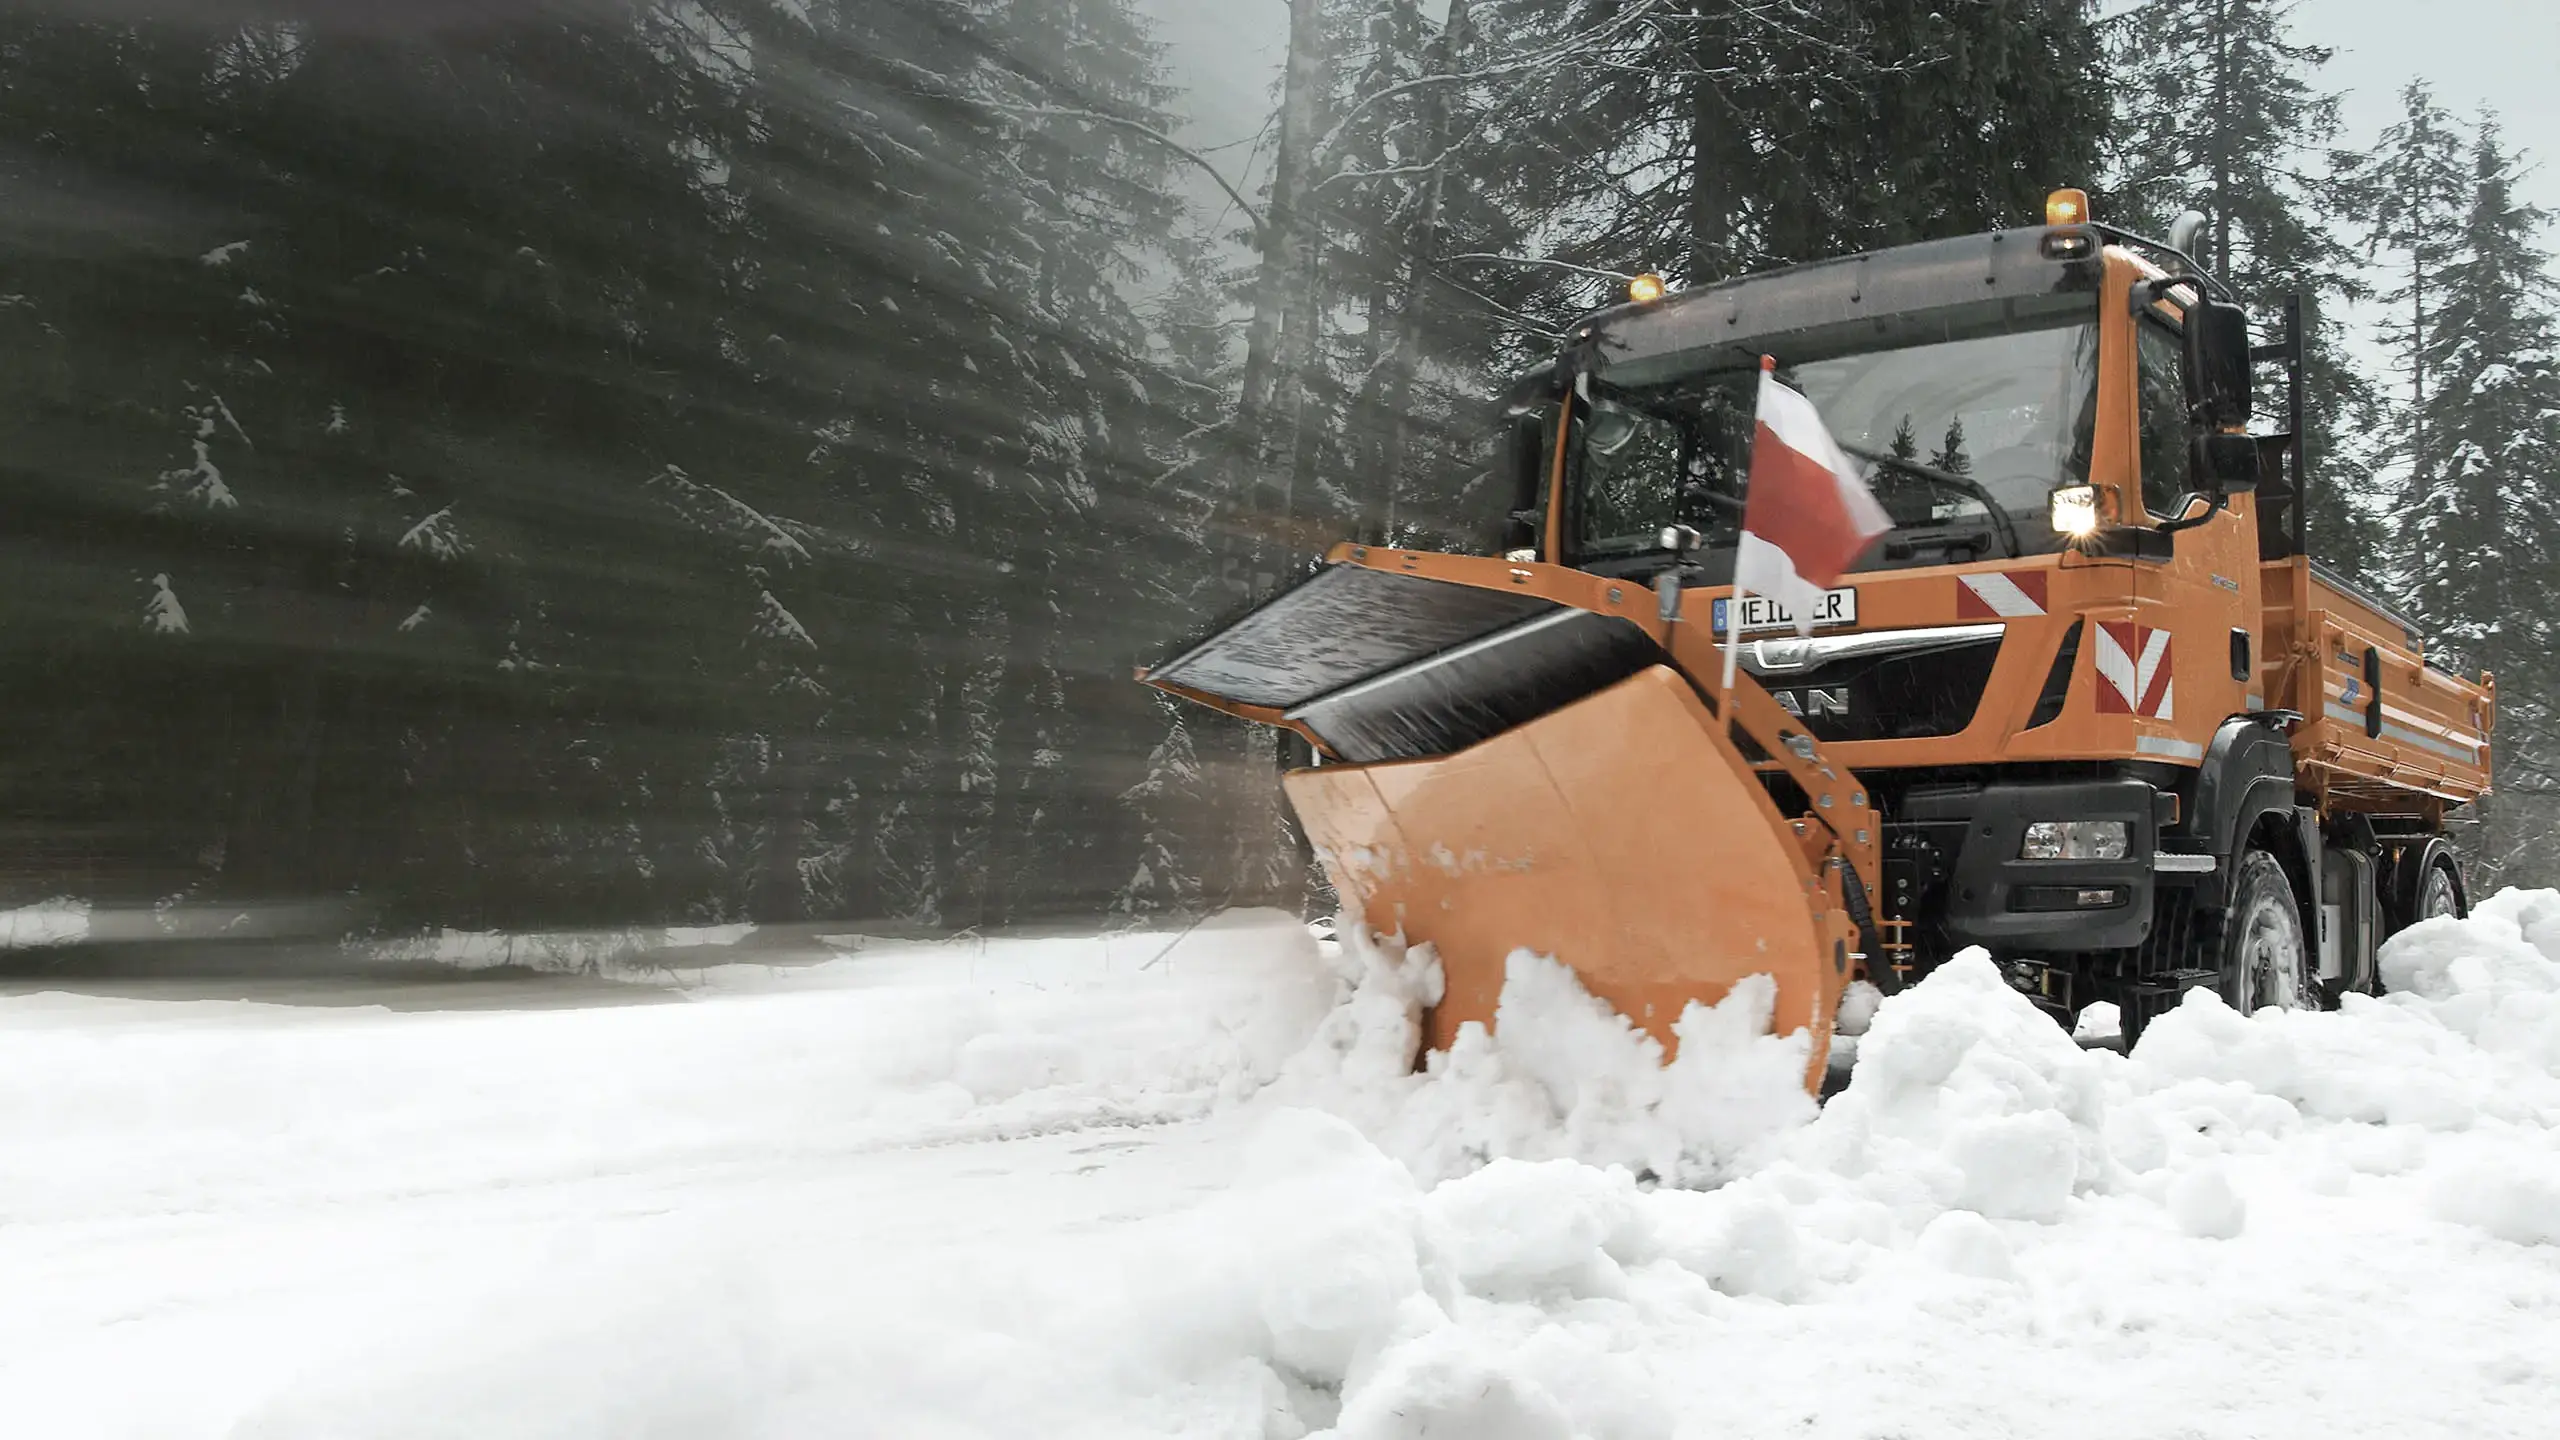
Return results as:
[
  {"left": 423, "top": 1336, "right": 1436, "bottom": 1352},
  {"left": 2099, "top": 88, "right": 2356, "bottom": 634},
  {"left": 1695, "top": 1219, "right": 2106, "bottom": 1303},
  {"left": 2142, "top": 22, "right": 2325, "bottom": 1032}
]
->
[{"left": 1836, "top": 443, "right": 2021, "bottom": 559}]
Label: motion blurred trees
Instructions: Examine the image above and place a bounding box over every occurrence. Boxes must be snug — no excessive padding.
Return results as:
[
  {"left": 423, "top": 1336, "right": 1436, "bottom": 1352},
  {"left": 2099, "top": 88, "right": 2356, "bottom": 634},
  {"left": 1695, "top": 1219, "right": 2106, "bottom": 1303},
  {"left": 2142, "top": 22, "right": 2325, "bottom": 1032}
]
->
[{"left": 3, "top": 0, "right": 2554, "bottom": 934}]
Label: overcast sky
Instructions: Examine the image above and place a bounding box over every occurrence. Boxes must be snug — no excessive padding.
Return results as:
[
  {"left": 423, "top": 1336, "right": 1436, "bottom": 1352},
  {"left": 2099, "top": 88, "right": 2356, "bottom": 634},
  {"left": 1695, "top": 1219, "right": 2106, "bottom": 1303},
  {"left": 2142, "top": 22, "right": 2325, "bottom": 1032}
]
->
[
  {"left": 1139, "top": 0, "right": 2558, "bottom": 240},
  {"left": 2295, "top": 0, "right": 2557, "bottom": 222}
]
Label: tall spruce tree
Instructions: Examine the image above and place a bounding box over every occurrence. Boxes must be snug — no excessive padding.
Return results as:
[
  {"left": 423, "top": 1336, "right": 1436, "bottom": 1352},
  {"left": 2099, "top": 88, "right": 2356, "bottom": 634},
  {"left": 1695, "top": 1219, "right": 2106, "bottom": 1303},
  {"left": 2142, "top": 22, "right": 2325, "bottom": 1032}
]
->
[
  {"left": 2104, "top": 0, "right": 2386, "bottom": 577},
  {"left": 2401, "top": 120, "right": 2560, "bottom": 681},
  {"left": 2349, "top": 80, "right": 2471, "bottom": 584}
]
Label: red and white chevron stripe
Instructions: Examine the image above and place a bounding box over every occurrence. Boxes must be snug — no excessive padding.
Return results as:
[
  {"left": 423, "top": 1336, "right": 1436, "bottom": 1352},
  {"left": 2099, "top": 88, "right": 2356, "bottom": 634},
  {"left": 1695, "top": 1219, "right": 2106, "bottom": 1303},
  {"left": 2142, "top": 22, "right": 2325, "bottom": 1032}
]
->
[
  {"left": 2093, "top": 621, "right": 2174, "bottom": 719},
  {"left": 1956, "top": 570, "right": 2048, "bottom": 619}
]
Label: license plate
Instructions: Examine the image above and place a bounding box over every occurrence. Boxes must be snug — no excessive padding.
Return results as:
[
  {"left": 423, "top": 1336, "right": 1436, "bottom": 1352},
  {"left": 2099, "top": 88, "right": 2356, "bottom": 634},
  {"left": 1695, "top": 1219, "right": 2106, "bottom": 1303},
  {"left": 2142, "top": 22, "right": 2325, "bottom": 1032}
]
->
[{"left": 1711, "top": 589, "right": 1858, "bottom": 635}]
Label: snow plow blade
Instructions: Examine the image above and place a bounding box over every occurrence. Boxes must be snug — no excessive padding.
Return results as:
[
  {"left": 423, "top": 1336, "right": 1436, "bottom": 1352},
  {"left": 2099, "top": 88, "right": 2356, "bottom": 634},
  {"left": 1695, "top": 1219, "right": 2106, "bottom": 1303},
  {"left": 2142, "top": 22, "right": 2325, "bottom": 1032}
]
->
[
  {"left": 1288, "top": 665, "right": 1849, "bottom": 1082},
  {"left": 1144, "top": 554, "right": 1873, "bottom": 1091}
]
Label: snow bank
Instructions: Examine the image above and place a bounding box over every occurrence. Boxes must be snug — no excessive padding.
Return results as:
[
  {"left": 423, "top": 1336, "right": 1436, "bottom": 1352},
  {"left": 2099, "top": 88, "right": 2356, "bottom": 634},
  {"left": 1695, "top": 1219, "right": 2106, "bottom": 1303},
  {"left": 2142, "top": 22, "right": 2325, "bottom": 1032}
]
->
[
  {"left": 18, "top": 899, "right": 2560, "bottom": 1438},
  {"left": 1223, "top": 901, "right": 2560, "bottom": 1437}
]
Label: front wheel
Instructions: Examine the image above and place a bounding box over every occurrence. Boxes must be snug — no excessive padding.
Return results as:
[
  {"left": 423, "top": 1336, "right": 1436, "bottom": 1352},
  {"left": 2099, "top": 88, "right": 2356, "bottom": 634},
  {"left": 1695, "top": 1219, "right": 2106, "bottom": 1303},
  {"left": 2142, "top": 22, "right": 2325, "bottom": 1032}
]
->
[{"left": 2218, "top": 849, "right": 2314, "bottom": 1014}]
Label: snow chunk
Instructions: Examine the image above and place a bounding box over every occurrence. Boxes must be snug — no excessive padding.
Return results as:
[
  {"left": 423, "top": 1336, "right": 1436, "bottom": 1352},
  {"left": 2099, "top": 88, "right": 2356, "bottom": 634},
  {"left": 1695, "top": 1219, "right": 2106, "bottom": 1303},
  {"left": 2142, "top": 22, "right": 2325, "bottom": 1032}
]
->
[
  {"left": 1644, "top": 1180, "right": 1806, "bottom": 1299},
  {"left": 2168, "top": 1163, "right": 2247, "bottom": 1239},
  {"left": 1915, "top": 1209, "right": 2017, "bottom": 1281},
  {"left": 1796, "top": 949, "right": 2107, "bottom": 1224},
  {"left": 1836, "top": 979, "right": 1884, "bottom": 1037},
  {"left": 1422, "top": 1158, "right": 1646, "bottom": 1301},
  {"left": 1233, "top": 1109, "right": 1440, "bottom": 1383}
]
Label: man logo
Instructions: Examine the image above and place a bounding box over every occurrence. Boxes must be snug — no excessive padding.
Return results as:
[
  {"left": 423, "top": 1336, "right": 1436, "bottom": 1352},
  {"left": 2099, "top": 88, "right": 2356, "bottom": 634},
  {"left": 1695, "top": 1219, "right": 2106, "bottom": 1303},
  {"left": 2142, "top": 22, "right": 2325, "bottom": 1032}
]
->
[{"left": 1772, "top": 687, "right": 1849, "bottom": 719}]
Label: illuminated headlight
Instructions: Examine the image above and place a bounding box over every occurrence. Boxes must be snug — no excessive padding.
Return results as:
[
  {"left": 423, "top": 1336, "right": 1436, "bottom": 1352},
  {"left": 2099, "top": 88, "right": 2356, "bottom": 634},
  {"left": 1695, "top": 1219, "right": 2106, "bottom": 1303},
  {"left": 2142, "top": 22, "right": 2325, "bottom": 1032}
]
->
[
  {"left": 2021, "top": 820, "right": 2128, "bottom": 861},
  {"left": 2050, "top": 484, "right": 2099, "bottom": 538}
]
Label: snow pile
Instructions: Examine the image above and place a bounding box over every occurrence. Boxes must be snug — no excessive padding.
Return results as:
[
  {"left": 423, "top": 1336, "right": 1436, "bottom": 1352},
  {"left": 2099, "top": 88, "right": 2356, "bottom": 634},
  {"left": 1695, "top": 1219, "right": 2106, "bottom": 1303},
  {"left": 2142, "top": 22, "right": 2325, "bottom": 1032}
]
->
[
  {"left": 1789, "top": 951, "right": 2110, "bottom": 1225},
  {"left": 1274, "top": 922, "right": 1815, "bottom": 1188},
  {"left": 19, "top": 901, "right": 2560, "bottom": 1437},
  {"left": 1204, "top": 901, "right": 2560, "bottom": 1435}
]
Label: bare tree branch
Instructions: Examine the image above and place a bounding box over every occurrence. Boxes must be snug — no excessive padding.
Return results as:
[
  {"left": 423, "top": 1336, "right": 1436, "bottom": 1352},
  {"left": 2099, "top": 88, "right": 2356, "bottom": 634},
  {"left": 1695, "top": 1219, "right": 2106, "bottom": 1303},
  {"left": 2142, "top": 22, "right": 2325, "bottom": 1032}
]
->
[
  {"left": 1442, "top": 251, "right": 1642, "bottom": 284},
  {"left": 981, "top": 102, "right": 1267, "bottom": 239}
]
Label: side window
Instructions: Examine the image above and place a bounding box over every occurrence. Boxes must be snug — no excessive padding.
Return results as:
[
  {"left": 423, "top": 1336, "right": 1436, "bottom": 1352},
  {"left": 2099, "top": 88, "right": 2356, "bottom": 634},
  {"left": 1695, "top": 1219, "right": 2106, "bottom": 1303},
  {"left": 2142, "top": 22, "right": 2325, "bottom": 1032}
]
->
[{"left": 2135, "top": 320, "right": 2193, "bottom": 520}]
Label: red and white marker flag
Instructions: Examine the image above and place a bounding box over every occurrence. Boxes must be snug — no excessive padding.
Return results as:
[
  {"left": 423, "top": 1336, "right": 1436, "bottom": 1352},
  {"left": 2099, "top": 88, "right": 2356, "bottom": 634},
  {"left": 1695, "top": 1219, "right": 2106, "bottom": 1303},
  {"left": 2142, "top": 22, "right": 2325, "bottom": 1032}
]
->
[{"left": 1722, "top": 358, "right": 1895, "bottom": 690}]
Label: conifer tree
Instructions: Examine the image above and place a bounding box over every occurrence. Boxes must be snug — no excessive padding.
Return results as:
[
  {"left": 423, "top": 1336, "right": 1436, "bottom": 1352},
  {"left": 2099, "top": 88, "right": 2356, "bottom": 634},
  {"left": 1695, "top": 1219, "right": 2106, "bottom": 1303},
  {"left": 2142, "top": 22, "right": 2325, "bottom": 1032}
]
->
[
  {"left": 2402, "top": 120, "right": 2560, "bottom": 684},
  {"left": 2104, "top": 0, "right": 2383, "bottom": 576}
]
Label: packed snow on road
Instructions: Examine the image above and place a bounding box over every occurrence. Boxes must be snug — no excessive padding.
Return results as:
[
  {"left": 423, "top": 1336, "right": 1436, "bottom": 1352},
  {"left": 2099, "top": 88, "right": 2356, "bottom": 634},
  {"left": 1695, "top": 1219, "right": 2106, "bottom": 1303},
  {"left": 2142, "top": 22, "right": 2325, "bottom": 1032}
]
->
[{"left": 6, "top": 898, "right": 2560, "bottom": 1438}]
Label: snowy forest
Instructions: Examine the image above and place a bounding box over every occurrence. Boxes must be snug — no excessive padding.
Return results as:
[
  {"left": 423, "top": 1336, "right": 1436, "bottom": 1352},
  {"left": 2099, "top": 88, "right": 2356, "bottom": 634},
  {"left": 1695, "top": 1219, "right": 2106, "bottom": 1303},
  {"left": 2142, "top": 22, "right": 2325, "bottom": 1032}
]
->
[{"left": 0, "top": 0, "right": 2555, "bottom": 939}]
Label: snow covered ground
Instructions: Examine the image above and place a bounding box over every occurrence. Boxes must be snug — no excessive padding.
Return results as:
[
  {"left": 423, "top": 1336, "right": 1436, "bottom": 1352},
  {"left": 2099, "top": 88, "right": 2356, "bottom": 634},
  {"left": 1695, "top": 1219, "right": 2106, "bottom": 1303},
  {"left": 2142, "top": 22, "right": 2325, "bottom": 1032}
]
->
[{"left": 6, "top": 900, "right": 2560, "bottom": 1438}]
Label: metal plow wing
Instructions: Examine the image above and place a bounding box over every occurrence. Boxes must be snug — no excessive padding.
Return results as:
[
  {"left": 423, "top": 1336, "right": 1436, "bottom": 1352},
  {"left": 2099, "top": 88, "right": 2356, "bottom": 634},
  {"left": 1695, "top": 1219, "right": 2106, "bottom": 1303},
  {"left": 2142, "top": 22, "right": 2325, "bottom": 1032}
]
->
[{"left": 1288, "top": 666, "right": 1847, "bottom": 1088}]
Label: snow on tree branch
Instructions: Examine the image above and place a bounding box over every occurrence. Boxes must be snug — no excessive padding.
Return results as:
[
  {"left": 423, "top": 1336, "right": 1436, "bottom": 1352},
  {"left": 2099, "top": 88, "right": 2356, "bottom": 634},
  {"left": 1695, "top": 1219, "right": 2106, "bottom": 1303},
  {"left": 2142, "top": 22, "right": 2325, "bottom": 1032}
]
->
[
  {"left": 398, "top": 506, "right": 468, "bottom": 560},
  {"left": 142, "top": 574, "right": 189, "bottom": 635},
  {"left": 652, "top": 465, "right": 814, "bottom": 565},
  {"left": 156, "top": 405, "right": 238, "bottom": 510},
  {"left": 754, "top": 590, "right": 816, "bottom": 649}
]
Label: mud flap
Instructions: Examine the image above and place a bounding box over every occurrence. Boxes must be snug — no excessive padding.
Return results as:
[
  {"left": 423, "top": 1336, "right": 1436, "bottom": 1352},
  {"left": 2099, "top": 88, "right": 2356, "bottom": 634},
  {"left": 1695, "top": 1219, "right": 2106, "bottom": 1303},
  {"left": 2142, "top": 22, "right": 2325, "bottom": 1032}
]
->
[{"left": 1287, "top": 665, "right": 1849, "bottom": 1090}]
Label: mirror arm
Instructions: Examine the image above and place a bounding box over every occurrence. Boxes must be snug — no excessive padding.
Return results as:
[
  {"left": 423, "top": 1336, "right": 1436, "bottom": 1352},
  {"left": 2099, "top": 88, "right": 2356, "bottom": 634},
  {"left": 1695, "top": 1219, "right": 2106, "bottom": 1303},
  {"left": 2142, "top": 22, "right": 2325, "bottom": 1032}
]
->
[{"left": 2152, "top": 491, "right": 2227, "bottom": 537}]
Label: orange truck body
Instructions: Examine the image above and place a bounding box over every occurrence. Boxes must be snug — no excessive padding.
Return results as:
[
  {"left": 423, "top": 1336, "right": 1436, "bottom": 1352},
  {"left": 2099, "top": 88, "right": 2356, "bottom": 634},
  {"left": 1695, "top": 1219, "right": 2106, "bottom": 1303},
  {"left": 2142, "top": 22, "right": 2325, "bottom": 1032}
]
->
[{"left": 1146, "top": 219, "right": 2492, "bottom": 1083}]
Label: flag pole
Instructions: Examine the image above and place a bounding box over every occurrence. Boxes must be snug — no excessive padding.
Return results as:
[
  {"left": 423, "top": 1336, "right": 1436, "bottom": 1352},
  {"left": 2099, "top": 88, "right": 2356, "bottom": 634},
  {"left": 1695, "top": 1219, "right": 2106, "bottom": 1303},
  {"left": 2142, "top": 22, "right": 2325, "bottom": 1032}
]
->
[
  {"left": 1721, "top": 354, "right": 1778, "bottom": 717},
  {"left": 1719, "top": 581, "right": 1742, "bottom": 711}
]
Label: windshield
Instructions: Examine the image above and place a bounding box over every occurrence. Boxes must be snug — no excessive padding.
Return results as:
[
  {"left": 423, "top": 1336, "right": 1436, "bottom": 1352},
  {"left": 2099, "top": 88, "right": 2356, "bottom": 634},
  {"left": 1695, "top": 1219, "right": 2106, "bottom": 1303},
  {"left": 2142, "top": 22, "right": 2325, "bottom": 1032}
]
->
[{"left": 1568, "top": 296, "right": 2101, "bottom": 574}]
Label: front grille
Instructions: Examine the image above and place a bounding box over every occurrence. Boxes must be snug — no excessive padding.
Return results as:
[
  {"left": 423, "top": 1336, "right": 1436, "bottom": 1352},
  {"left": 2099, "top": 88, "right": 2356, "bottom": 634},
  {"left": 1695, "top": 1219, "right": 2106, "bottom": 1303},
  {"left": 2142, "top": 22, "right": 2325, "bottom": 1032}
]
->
[{"left": 1750, "top": 634, "right": 2003, "bottom": 743}]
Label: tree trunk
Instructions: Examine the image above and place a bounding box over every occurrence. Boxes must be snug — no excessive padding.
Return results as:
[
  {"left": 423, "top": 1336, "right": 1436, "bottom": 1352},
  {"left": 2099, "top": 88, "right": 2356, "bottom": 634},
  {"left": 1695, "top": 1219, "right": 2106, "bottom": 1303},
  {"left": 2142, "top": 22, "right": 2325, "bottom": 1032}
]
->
[
  {"left": 2211, "top": 0, "right": 2232, "bottom": 269},
  {"left": 759, "top": 727, "right": 810, "bottom": 924},
  {"left": 1368, "top": 0, "right": 1471, "bottom": 545},
  {"left": 928, "top": 648, "right": 972, "bottom": 928},
  {"left": 1230, "top": 0, "right": 1330, "bottom": 595},
  {"left": 1686, "top": 1, "right": 1737, "bottom": 281}
]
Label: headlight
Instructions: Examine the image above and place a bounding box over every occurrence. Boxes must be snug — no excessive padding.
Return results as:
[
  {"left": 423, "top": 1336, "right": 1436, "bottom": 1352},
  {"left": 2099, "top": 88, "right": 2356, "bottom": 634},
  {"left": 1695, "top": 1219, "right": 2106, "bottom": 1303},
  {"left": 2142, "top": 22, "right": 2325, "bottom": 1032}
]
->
[
  {"left": 2021, "top": 820, "right": 2128, "bottom": 861},
  {"left": 2050, "top": 484, "right": 2099, "bottom": 539}
]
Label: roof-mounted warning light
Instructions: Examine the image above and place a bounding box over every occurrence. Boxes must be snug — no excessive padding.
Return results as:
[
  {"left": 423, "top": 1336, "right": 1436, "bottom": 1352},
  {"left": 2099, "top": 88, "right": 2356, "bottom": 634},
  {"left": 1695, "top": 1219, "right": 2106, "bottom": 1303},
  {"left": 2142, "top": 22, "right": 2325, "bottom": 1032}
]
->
[
  {"left": 1628, "top": 272, "right": 1667, "bottom": 304},
  {"left": 2042, "top": 187, "right": 2096, "bottom": 259}
]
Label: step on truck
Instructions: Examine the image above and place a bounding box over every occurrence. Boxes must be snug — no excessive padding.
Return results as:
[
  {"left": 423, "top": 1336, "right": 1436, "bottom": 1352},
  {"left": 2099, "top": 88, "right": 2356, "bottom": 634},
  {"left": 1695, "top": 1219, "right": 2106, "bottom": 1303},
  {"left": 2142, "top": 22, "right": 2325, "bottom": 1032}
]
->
[{"left": 1143, "top": 191, "right": 2494, "bottom": 1086}]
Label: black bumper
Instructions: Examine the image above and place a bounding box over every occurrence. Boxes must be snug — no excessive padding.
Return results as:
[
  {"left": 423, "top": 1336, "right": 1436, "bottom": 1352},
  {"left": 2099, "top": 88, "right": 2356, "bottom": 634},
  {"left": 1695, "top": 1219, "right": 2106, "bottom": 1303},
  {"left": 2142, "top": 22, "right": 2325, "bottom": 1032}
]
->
[{"left": 1889, "top": 779, "right": 2163, "bottom": 953}]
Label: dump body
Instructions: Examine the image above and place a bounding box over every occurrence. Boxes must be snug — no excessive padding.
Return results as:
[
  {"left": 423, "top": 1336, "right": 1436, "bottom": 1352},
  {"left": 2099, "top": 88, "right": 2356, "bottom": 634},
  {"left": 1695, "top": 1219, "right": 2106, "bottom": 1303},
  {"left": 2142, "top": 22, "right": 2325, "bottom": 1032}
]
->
[{"left": 2261, "top": 558, "right": 2492, "bottom": 814}]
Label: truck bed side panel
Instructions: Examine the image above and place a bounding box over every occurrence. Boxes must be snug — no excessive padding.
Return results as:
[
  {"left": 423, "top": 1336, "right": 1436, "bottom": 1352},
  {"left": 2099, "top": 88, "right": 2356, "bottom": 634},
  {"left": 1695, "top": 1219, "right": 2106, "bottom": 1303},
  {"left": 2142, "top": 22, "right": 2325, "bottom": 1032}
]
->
[{"left": 2260, "top": 559, "right": 2493, "bottom": 812}]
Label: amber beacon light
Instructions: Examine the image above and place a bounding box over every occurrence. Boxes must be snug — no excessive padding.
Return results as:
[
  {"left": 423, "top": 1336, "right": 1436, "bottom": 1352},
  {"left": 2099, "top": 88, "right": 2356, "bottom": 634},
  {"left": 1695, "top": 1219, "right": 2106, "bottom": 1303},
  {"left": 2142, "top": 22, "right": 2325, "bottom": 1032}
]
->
[
  {"left": 2045, "top": 188, "right": 2090, "bottom": 226},
  {"left": 1627, "top": 272, "right": 1667, "bottom": 304}
]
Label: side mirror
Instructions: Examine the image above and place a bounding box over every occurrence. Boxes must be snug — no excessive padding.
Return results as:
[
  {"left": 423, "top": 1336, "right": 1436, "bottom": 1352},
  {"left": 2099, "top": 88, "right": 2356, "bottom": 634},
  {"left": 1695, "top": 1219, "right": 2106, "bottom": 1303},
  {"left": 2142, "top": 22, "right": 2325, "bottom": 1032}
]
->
[
  {"left": 2189, "top": 432, "right": 2262, "bottom": 494},
  {"left": 2183, "top": 297, "right": 2254, "bottom": 428}
]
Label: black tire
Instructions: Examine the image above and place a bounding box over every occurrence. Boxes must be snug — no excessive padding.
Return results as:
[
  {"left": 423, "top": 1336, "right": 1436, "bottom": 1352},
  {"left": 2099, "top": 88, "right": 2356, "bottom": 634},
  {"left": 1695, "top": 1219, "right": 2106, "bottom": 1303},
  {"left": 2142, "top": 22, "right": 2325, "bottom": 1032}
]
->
[
  {"left": 2414, "top": 855, "right": 2466, "bottom": 923},
  {"left": 2383, "top": 841, "right": 2469, "bottom": 934},
  {"left": 2216, "top": 849, "right": 2315, "bottom": 1014}
]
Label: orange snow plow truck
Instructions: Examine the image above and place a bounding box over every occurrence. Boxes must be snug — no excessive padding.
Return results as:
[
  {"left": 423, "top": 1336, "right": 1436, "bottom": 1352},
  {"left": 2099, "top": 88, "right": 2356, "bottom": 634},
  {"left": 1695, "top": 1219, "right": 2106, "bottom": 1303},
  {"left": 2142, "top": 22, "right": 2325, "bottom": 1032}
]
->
[{"left": 1143, "top": 192, "right": 2493, "bottom": 1088}]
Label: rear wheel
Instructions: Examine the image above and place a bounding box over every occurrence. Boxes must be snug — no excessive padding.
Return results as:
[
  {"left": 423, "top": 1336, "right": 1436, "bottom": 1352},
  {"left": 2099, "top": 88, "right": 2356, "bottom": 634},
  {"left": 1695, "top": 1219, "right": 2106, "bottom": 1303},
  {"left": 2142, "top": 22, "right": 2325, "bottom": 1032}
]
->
[
  {"left": 2416, "top": 857, "right": 2464, "bottom": 922},
  {"left": 2218, "top": 849, "right": 2313, "bottom": 1013}
]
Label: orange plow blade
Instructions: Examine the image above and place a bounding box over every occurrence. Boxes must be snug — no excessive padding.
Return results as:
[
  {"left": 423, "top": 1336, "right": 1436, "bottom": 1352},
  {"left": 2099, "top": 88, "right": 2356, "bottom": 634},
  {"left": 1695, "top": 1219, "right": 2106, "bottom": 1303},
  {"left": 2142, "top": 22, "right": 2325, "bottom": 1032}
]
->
[{"left": 1288, "top": 665, "right": 1851, "bottom": 1088}]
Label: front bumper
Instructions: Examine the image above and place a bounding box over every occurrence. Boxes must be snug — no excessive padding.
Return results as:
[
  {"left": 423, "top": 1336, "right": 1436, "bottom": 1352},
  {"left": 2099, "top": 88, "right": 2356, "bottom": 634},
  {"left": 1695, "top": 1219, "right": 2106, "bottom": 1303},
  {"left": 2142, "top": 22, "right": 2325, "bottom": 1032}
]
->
[{"left": 1889, "top": 779, "right": 2165, "bottom": 953}]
